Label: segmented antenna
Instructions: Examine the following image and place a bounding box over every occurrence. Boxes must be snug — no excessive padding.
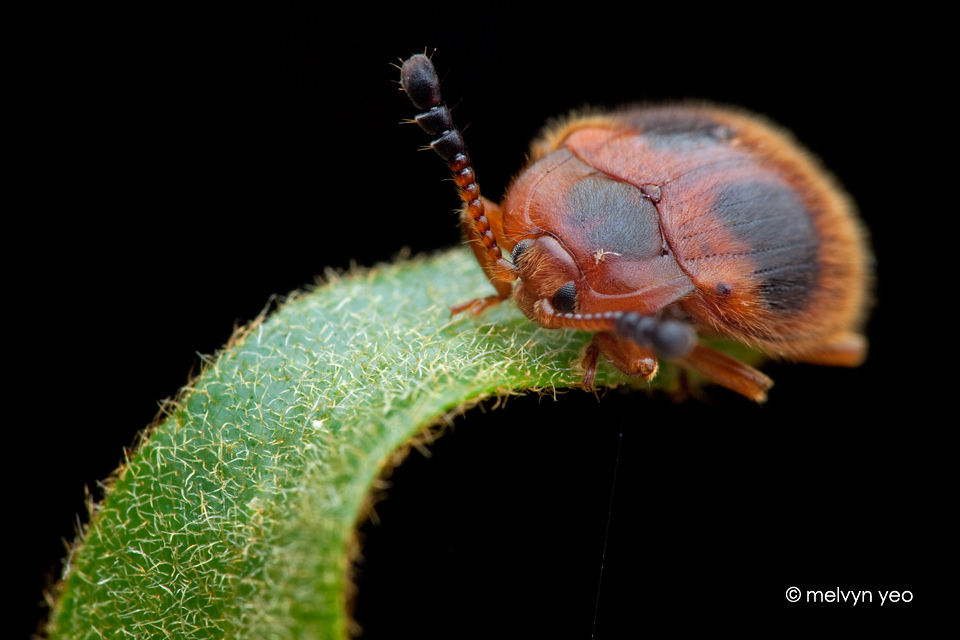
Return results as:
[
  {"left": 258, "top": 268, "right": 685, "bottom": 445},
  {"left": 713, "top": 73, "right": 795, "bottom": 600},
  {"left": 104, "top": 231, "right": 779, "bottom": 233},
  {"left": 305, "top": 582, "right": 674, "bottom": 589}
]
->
[
  {"left": 400, "top": 54, "right": 505, "bottom": 273},
  {"left": 537, "top": 301, "right": 697, "bottom": 360}
]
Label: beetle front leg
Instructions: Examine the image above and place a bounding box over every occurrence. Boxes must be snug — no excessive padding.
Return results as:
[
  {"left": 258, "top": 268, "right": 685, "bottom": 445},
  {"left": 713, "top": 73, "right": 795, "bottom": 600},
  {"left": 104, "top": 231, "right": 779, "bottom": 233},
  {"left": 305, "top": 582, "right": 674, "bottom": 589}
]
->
[{"left": 581, "top": 332, "right": 657, "bottom": 389}]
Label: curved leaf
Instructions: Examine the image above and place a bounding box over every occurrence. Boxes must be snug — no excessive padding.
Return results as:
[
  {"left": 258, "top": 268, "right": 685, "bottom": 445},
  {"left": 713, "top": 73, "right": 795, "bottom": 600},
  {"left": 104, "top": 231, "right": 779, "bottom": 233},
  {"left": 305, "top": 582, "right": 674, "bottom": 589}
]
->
[{"left": 48, "top": 248, "right": 648, "bottom": 639}]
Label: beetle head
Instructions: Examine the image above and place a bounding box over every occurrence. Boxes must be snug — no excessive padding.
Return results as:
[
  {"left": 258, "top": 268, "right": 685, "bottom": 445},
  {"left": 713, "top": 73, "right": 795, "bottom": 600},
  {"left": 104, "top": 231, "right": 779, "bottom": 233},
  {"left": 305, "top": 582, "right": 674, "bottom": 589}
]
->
[
  {"left": 509, "top": 235, "right": 582, "bottom": 320},
  {"left": 508, "top": 233, "right": 697, "bottom": 361}
]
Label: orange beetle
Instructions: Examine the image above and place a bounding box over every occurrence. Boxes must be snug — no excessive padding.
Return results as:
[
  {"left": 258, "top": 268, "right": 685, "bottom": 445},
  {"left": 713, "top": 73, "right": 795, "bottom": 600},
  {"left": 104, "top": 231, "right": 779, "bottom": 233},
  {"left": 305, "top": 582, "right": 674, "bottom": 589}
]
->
[{"left": 400, "top": 53, "right": 871, "bottom": 401}]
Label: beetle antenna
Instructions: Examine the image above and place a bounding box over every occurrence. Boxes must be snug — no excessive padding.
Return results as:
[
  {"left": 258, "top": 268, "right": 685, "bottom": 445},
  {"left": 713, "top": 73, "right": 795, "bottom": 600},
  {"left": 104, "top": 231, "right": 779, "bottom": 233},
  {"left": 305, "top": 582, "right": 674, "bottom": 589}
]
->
[
  {"left": 537, "top": 302, "right": 697, "bottom": 360},
  {"left": 613, "top": 312, "right": 697, "bottom": 359},
  {"left": 400, "top": 54, "right": 505, "bottom": 276}
]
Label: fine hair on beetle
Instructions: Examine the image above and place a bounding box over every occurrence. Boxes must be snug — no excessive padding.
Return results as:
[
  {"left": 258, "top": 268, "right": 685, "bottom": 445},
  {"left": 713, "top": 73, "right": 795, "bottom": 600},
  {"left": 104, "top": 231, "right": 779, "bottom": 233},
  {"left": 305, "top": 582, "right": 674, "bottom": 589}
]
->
[{"left": 399, "top": 52, "right": 871, "bottom": 402}]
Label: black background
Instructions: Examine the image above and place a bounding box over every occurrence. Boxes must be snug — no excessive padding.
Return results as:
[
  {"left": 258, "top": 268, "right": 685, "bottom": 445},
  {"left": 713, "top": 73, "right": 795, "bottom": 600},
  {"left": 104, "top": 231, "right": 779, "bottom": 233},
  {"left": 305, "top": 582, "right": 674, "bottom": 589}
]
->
[{"left": 17, "top": 4, "right": 947, "bottom": 637}]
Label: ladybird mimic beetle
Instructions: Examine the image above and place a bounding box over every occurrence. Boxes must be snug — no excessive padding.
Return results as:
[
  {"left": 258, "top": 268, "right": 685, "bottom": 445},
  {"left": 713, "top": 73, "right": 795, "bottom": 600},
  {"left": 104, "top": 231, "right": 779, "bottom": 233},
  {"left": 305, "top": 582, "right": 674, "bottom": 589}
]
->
[{"left": 400, "top": 53, "right": 871, "bottom": 401}]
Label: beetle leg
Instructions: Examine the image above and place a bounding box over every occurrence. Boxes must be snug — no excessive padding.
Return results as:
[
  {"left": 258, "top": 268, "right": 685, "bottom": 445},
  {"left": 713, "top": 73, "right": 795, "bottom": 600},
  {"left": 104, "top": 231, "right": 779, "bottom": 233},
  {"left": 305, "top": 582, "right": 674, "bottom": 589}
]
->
[
  {"left": 580, "top": 339, "right": 600, "bottom": 388},
  {"left": 678, "top": 344, "right": 773, "bottom": 402},
  {"left": 536, "top": 299, "right": 771, "bottom": 399},
  {"left": 535, "top": 300, "right": 683, "bottom": 386},
  {"left": 793, "top": 332, "right": 868, "bottom": 367},
  {"left": 449, "top": 291, "right": 509, "bottom": 316},
  {"left": 581, "top": 333, "right": 657, "bottom": 389}
]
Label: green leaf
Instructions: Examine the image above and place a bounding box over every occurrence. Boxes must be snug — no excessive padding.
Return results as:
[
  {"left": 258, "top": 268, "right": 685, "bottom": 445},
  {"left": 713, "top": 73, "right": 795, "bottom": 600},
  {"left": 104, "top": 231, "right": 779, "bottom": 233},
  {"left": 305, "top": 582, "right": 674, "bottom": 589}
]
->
[{"left": 48, "top": 247, "right": 655, "bottom": 639}]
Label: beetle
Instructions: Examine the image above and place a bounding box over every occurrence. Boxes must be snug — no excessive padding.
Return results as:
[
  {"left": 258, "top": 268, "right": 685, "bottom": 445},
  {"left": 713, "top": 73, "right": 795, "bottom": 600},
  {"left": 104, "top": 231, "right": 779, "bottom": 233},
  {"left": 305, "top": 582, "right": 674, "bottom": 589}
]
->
[{"left": 399, "top": 53, "right": 871, "bottom": 401}]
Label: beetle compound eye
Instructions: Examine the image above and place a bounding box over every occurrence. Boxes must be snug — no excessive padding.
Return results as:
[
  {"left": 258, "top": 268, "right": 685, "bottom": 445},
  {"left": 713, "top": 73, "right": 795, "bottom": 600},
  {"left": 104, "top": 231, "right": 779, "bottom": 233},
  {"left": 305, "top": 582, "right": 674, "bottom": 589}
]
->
[
  {"left": 552, "top": 281, "right": 579, "bottom": 314},
  {"left": 510, "top": 239, "right": 533, "bottom": 265}
]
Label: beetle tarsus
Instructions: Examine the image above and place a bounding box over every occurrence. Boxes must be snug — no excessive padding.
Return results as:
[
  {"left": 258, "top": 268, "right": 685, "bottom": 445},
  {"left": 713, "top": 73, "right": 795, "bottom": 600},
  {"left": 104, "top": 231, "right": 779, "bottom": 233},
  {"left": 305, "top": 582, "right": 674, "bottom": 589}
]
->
[
  {"left": 580, "top": 341, "right": 600, "bottom": 389},
  {"left": 449, "top": 295, "right": 505, "bottom": 317}
]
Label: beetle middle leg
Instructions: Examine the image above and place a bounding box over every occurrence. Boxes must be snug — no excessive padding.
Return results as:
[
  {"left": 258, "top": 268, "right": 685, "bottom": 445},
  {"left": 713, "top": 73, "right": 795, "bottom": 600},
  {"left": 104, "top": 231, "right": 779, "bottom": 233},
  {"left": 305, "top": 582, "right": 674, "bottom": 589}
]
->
[
  {"left": 677, "top": 344, "right": 773, "bottom": 402},
  {"left": 791, "top": 331, "right": 867, "bottom": 368}
]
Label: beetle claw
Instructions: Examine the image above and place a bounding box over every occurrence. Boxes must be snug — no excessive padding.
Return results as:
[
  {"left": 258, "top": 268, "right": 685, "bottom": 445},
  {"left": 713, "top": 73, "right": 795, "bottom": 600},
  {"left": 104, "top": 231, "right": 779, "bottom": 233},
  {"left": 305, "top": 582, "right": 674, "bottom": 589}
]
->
[{"left": 579, "top": 341, "right": 600, "bottom": 389}]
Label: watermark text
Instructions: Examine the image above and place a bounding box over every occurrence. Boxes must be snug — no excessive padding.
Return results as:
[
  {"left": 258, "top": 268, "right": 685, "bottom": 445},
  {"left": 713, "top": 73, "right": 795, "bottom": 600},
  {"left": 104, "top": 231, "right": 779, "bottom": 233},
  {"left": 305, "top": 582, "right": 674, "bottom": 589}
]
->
[{"left": 785, "top": 586, "right": 913, "bottom": 606}]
